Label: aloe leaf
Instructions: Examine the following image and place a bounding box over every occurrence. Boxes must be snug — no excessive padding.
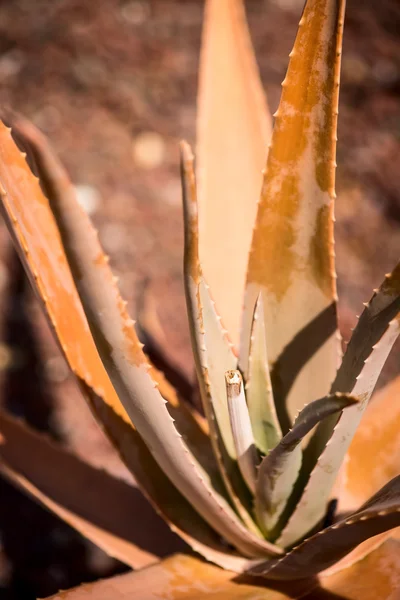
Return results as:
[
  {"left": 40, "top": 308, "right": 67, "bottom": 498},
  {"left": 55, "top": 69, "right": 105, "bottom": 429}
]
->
[
  {"left": 278, "top": 262, "right": 400, "bottom": 548},
  {"left": 45, "top": 553, "right": 321, "bottom": 600},
  {"left": 225, "top": 370, "right": 259, "bottom": 495},
  {"left": 340, "top": 375, "right": 400, "bottom": 514},
  {"left": 255, "top": 394, "right": 358, "bottom": 538},
  {"left": 241, "top": 0, "right": 344, "bottom": 431},
  {"left": 0, "top": 118, "right": 282, "bottom": 558},
  {"left": 251, "top": 475, "right": 400, "bottom": 580},
  {"left": 5, "top": 113, "right": 219, "bottom": 485},
  {"left": 318, "top": 539, "right": 400, "bottom": 599},
  {"left": 0, "top": 410, "right": 184, "bottom": 569},
  {"left": 182, "top": 141, "right": 262, "bottom": 535},
  {"left": 197, "top": 0, "right": 271, "bottom": 346},
  {"left": 245, "top": 295, "right": 282, "bottom": 454},
  {"left": 3, "top": 118, "right": 271, "bottom": 568}
]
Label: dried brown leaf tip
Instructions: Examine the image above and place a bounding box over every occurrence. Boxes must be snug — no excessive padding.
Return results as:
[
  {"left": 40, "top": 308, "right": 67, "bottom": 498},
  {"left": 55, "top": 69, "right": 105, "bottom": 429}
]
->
[{"left": 0, "top": 0, "right": 400, "bottom": 598}]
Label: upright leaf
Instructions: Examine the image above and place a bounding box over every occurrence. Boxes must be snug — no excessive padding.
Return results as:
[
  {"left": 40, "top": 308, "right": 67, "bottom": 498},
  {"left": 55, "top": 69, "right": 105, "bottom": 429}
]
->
[
  {"left": 197, "top": 0, "right": 271, "bottom": 346},
  {"left": 241, "top": 0, "right": 344, "bottom": 431},
  {"left": 246, "top": 295, "right": 282, "bottom": 454},
  {"left": 182, "top": 141, "right": 260, "bottom": 534}
]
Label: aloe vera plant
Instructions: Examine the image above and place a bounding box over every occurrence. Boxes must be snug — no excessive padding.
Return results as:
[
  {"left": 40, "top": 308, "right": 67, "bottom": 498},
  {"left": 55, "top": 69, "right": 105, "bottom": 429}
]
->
[{"left": 0, "top": 0, "right": 399, "bottom": 597}]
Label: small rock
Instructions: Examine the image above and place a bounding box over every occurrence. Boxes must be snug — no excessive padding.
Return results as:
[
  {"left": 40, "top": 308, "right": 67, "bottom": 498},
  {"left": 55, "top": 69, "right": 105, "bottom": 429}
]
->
[
  {"left": 75, "top": 185, "right": 100, "bottom": 215},
  {"left": 132, "top": 131, "right": 166, "bottom": 169}
]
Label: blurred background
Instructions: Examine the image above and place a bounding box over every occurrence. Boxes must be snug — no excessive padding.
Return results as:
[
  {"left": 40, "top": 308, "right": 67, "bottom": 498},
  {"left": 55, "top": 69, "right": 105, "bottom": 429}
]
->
[{"left": 0, "top": 0, "right": 398, "bottom": 597}]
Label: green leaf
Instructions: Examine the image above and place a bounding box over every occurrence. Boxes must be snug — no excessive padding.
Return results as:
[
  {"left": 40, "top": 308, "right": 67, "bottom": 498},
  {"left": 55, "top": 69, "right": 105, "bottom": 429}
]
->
[
  {"left": 278, "top": 262, "right": 400, "bottom": 548},
  {"left": 244, "top": 295, "right": 282, "bottom": 454},
  {"left": 251, "top": 475, "right": 400, "bottom": 580},
  {"left": 255, "top": 394, "right": 357, "bottom": 538}
]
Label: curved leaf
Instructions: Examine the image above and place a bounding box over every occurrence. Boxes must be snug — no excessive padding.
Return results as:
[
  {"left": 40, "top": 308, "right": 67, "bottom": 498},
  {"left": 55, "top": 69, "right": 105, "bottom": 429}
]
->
[
  {"left": 197, "top": 0, "right": 271, "bottom": 346},
  {"left": 255, "top": 394, "right": 357, "bottom": 538},
  {"left": 47, "top": 553, "right": 317, "bottom": 600},
  {"left": 316, "top": 539, "right": 400, "bottom": 600},
  {"left": 251, "top": 475, "right": 400, "bottom": 580},
  {"left": 0, "top": 411, "right": 183, "bottom": 568},
  {"left": 279, "top": 262, "right": 400, "bottom": 547},
  {"left": 0, "top": 118, "right": 280, "bottom": 560}
]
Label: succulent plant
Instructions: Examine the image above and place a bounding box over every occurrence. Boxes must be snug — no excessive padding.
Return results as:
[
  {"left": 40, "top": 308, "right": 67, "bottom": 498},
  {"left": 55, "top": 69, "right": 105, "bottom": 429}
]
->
[{"left": 0, "top": 0, "right": 399, "bottom": 597}]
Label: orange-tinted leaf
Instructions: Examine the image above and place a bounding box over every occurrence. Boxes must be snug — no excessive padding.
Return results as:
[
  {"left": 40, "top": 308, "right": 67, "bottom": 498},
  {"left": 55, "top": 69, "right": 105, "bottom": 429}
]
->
[
  {"left": 0, "top": 411, "right": 183, "bottom": 568},
  {"left": 242, "top": 0, "right": 344, "bottom": 429},
  {"left": 197, "top": 0, "right": 271, "bottom": 346},
  {"left": 339, "top": 376, "right": 400, "bottom": 513},
  {"left": 46, "top": 553, "right": 316, "bottom": 600},
  {"left": 315, "top": 539, "right": 400, "bottom": 600},
  {"left": 0, "top": 117, "right": 275, "bottom": 564},
  {"left": 9, "top": 116, "right": 284, "bottom": 558}
]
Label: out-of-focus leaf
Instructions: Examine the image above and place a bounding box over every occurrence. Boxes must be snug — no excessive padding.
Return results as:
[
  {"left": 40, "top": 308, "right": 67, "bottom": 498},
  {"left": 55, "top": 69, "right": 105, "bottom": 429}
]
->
[
  {"left": 255, "top": 394, "right": 357, "bottom": 538},
  {"left": 315, "top": 539, "right": 400, "bottom": 600},
  {"left": 251, "top": 475, "right": 400, "bottom": 579},
  {"left": 46, "top": 553, "right": 317, "bottom": 600},
  {"left": 241, "top": 0, "right": 344, "bottom": 432},
  {"left": 197, "top": 0, "right": 271, "bottom": 346},
  {"left": 279, "top": 262, "right": 400, "bottom": 547},
  {"left": 339, "top": 376, "right": 400, "bottom": 513},
  {"left": 0, "top": 118, "right": 280, "bottom": 560},
  {"left": 245, "top": 296, "right": 281, "bottom": 455},
  {"left": 46, "top": 542, "right": 400, "bottom": 599},
  {"left": 0, "top": 410, "right": 184, "bottom": 568},
  {"left": 182, "top": 141, "right": 261, "bottom": 535}
]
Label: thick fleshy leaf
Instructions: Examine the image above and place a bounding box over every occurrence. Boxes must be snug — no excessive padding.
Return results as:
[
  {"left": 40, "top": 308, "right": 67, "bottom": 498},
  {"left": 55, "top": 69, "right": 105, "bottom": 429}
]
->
[
  {"left": 182, "top": 141, "right": 261, "bottom": 534},
  {"left": 316, "top": 539, "right": 400, "bottom": 600},
  {"left": 251, "top": 475, "right": 400, "bottom": 580},
  {"left": 255, "top": 394, "right": 357, "bottom": 538},
  {"left": 46, "top": 541, "right": 400, "bottom": 600},
  {"left": 245, "top": 296, "right": 281, "bottom": 455},
  {"left": 0, "top": 118, "right": 280, "bottom": 560},
  {"left": 197, "top": 0, "right": 271, "bottom": 346},
  {"left": 15, "top": 122, "right": 281, "bottom": 558},
  {"left": 339, "top": 376, "right": 400, "bottom": 513},
  {"left": 47, "top": 553, "right": 317, "bottom": 600},
  {"left": 279, "top": 263, "right": 400, "bottom": 547},
  {"left": 241, "top": 0, "right": 344, "bottom": 431},
  {"left": 0, "top": 411, "right": 184, "bottom": 568}
]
